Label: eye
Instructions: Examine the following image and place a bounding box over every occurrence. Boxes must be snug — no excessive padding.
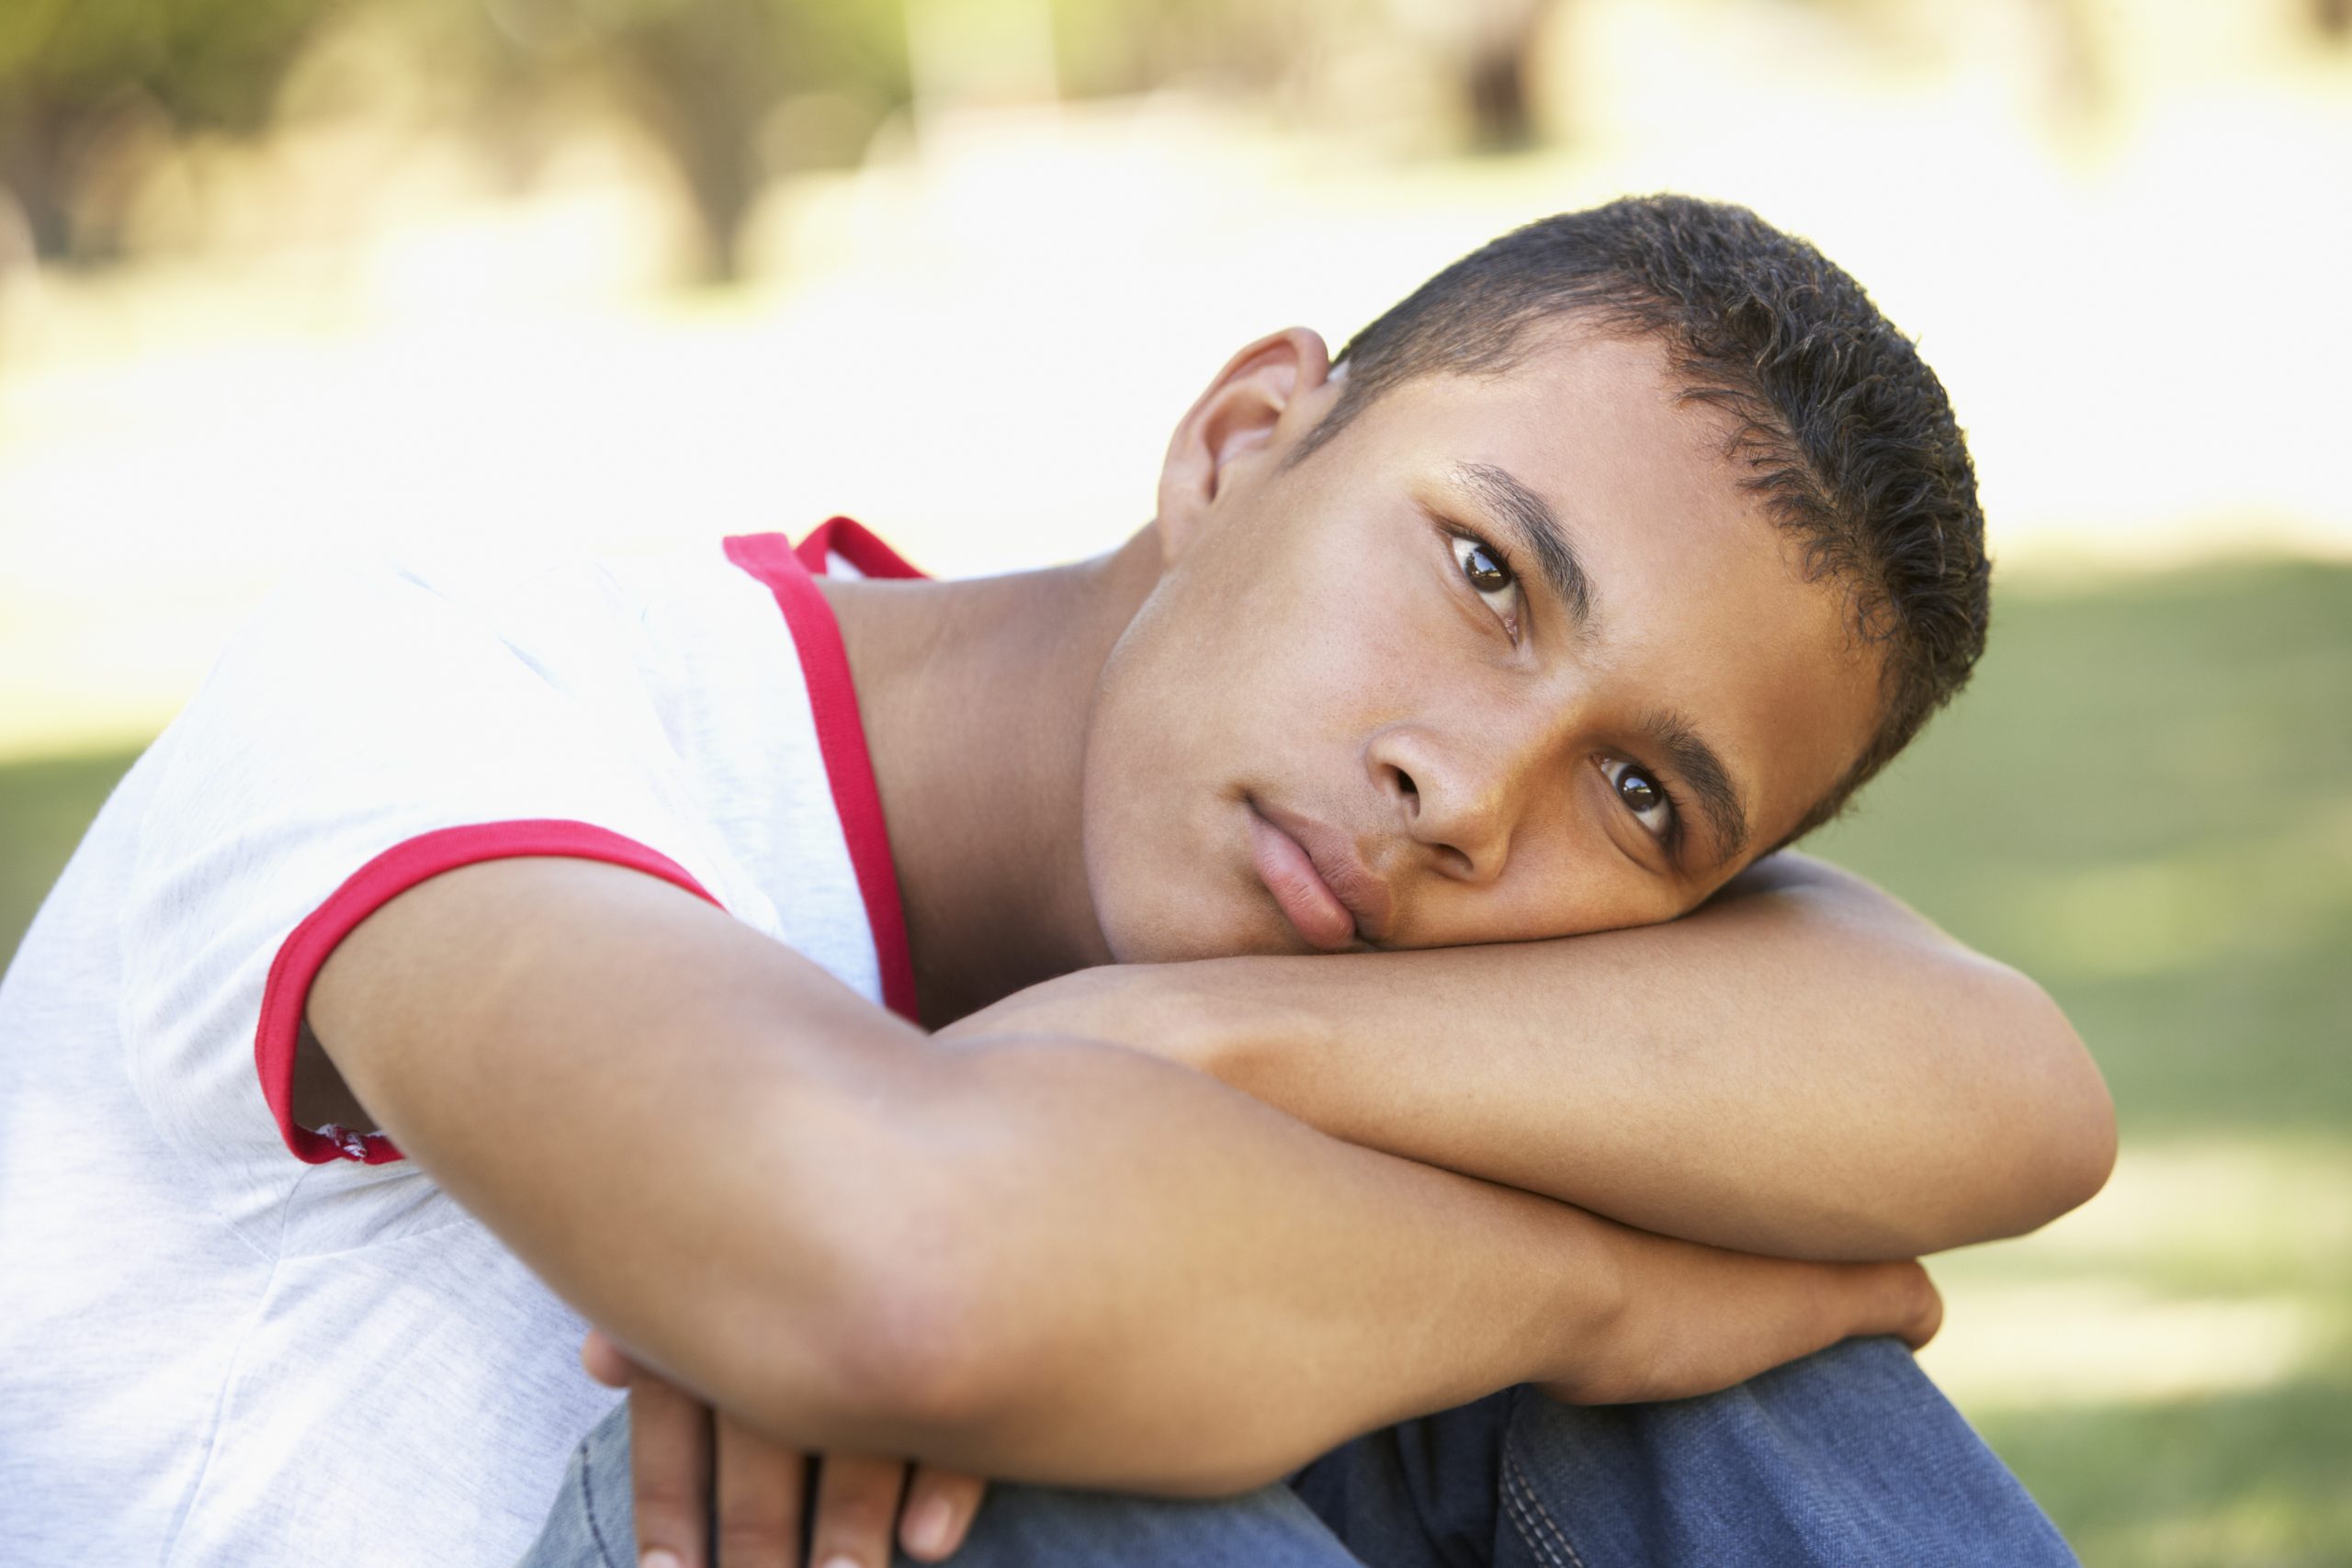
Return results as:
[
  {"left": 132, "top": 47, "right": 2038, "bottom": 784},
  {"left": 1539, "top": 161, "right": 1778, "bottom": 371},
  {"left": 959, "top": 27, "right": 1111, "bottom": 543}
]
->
[
  {"left": 1600, "top": 755, "right": 1677, "bottom": 841},
  {"left": 1449, "top": 533, "right": 1522, "bottom": 633}
]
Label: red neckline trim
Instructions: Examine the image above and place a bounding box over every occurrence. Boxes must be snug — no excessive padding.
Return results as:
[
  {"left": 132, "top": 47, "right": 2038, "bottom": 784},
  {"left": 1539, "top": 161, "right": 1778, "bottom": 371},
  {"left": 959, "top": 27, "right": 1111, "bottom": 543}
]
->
[
  {"left": 725, "top": 524, "right": 922, "bottom": 1021},
  {"left": 795, "top": 515, "right": 925, "bottom": 581}
]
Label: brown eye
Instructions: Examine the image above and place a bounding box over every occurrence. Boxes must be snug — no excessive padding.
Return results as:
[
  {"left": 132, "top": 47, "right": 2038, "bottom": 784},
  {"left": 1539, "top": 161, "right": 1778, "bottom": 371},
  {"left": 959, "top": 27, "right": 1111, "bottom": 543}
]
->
[
  {"left": 1449, "top": 534, "right": 1524, "bottom": 640},
  {"left": 1459, "top": 540, "right": 1511, "bottom": 592},
  {"left": 1600, "top": 756, "right": 1675, "bottom": 840}
]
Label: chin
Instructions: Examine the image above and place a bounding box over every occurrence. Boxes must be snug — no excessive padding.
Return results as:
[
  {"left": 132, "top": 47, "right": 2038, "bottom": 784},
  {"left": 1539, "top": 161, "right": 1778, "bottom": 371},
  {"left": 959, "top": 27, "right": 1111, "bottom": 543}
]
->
[
  {"left": 1091, "top": 879, "right": 1290, "bottom": 965},
  {"left": 1083, "top": 792, "right": 1296, "bottom": 963}
]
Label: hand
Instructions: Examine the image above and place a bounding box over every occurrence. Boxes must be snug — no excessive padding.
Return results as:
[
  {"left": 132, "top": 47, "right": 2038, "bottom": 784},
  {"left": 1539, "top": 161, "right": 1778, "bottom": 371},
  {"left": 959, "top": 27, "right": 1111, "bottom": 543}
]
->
[
  {"left": 936, "top": 964, "right": 1255, "bottom": 1080},
  {"left": 582, "top": 1328, "right": 988, "bottom": 1567},
  {"left": 1535, "top": 1253, "right": 1944, "bottom": 1407},
  {"left": 934, "top": 966, "right": 1150, "bottom": 1046}
]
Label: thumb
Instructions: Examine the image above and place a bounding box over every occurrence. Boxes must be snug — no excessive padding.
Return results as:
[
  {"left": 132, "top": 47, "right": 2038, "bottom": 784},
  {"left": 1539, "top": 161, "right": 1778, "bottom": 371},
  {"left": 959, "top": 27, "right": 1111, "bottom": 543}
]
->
[{"left": 580, "top": 1326, "right": 638, "bottom": 1389}]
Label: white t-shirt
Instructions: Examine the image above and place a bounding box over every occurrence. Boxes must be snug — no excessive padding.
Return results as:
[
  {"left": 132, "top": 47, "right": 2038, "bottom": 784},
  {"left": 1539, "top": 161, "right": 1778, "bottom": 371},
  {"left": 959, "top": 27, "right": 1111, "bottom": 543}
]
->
[{"left": 0, "top": 520, "right": 924, "bottom": 1566}]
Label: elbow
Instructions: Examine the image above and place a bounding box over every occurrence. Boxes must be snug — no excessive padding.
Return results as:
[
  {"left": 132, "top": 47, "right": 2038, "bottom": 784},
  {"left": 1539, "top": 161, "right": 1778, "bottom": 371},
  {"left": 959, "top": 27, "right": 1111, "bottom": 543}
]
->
[
  {"left": 756, "top": 1195, "right": 1030, "bottom": 1453},
  {"left": 791, "top": 1296, "right": 1002, "bottom": 1457},
  {"left": 2040, "top": 1039, "right": 2118, "bottom": 1224},
  {"left": 1993, "top": 970, "right": 2116, "bottom": 1236},
  {"left": 1771, "top": 963, "right": 2115, "bottom": 1261},
  {"left": 660, "top": 1140, "right": 1018, "bottom": 1450},
  {"left": 833, "top": 1253, "right": 1021, "bottom": 1441},
  {"left": 1865, "top": 964, "right": 2113, "bottom": 1258}
]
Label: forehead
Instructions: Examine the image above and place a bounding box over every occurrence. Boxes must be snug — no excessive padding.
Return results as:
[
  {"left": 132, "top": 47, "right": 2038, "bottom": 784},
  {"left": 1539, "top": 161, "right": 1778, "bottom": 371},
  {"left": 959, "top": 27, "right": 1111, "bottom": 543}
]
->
[{"left": 1332, "top": 327, "right": 1882, "bottom": 853}]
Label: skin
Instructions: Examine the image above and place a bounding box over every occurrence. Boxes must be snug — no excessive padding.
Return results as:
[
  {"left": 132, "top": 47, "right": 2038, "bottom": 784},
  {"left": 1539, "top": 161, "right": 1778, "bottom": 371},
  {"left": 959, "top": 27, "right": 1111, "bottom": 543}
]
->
[
  {"left": 831, "top": 321, "right": 1881, "bottom": 1030},
  {"left": 619, "top": 322, "right": 1892, "bottom": 1566},
  {"left": 1078, "top": 324, "right": 1881, "bottom": 964},
  {"left": 301, "top": 321, "right": 2109, "bottom": 1568}
]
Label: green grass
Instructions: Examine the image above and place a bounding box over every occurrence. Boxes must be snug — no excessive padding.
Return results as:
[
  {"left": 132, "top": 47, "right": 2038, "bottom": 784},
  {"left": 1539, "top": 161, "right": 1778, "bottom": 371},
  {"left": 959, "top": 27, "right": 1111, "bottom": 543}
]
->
[
  {"left": 5, "top": 558, "right": 2348, "bottom": 1565},
  {"left": 1804, "top": 558, "right": 2352, "bottom": 1567},
  {"left": 1811, "top": 559, "right": 2352, "bottom": 1140},
  {"left": 0, "top": 745, "right": 142, "bottom": 963},
  {"left": 1975, "top": 1377, "right": 2352, "bottom": 1567}
]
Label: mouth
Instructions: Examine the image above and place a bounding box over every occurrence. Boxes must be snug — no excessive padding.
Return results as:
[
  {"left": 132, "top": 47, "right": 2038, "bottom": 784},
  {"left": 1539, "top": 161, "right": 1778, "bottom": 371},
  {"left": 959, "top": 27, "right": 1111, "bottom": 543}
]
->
[{"left": 1244, "top": 798, "right": 1396, "bottom": 953}]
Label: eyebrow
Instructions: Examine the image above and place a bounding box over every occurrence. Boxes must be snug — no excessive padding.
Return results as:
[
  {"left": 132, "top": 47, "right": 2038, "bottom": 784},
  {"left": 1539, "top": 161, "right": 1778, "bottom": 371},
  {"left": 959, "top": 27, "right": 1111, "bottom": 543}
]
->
[
  {"left": 1453, "top": 462, "right": 1593, "bottom": 626},
  {"left": 1642, "top": 709, "right": 1751, "bottom": 866}
]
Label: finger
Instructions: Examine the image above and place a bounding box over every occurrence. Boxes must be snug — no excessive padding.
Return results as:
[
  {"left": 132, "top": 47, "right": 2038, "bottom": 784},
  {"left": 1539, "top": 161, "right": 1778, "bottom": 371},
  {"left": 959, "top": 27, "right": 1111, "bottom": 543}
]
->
[
  {"left": 582, "top": 1327, "right": 635, "bottom": 1389},
  {"left": 899, "top": 1466, "right": 989, "bottom": 1562},
  {"left": 629, "top": 1373, "right": 713, "bottom": 1568},
  {"left": 1901, "top": 1264, "right": 1945, "bottom": 1351},
  {"left": 713, "top": 1412, "right": 806, "bottom": 1568},
  {"left": 807, "top": 1454, "right": 910, "bottom": 1568}
]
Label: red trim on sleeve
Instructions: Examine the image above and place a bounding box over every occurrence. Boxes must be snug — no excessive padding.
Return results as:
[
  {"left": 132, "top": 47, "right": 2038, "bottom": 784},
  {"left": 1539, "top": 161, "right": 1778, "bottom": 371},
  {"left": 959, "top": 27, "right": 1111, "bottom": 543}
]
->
[
  {"left": 255, "top": 820, "right": 720, "bottom": 1165},
  {"left": 724, "top": 527, "right": 922, "bottom": 1022}
]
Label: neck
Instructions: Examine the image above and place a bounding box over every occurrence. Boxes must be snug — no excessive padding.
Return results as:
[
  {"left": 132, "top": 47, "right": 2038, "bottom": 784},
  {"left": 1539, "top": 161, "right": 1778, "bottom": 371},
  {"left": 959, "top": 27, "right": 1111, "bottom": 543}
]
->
[{"left": 819, "top": 528, "right": 1161, "bottom": 1026}]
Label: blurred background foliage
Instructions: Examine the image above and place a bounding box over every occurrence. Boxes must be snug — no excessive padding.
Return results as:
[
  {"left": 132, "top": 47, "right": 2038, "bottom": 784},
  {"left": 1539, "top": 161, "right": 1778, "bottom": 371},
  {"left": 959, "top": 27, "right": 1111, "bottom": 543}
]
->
[
  {"left": 4, "top": 2, "right": 2350, "bottom": 1564},
  {"left": 1, "top": 0, "right": 342, "bottom": 260},
  {"left": 2, "top": 0, "right": 1585, "bottom": 282}
]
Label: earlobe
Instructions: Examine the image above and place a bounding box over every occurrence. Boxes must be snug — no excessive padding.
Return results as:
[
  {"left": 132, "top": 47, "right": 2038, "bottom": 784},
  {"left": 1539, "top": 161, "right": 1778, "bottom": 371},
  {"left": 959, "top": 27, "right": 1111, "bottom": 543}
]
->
[{"left": 1155, "top": 327, "right": 1333, "bottom": 561}]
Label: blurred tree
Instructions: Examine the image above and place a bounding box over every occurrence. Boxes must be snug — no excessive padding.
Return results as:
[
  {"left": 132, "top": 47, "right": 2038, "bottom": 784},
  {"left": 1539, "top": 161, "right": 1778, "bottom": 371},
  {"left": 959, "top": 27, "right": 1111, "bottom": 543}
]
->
[
  {"left": 2038, "top": 0, "right": 2108, "bottom": 128},
  {"left": 0, "top": 0, "right": 343, "bottom": 262},
  {"left": 1434, "top": 0, "right": 1556, "bottom": 151},
  {"left": 1046, "top": 0, "right": 1297, "bottom": 100},
  {"left": 1048, "top": 0, "right": 1562, "bottom": 152},
  {"left": 485, "top": 0, "right": 908, "bottom": 284}
]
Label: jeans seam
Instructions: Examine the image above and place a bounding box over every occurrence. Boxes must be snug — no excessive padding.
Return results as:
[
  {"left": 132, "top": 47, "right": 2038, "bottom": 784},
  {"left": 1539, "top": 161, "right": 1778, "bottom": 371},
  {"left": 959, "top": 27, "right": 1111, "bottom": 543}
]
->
[
  {"left": 1502, "top": 1446, "right": 1589, "bottom": 1568},
  {"left": 578, "top": 1437, "right": 628, "bottom": 1568}
]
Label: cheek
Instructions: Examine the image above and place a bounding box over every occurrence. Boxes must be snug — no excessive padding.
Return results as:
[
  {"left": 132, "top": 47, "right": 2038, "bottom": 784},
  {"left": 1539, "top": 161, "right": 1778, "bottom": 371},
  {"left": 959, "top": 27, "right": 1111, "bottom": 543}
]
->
[
  {"left": 1082, "top": 582, "right": 1244, "bottom": 811},
  {"left": 1075, "top": 533, "right": 1456, "bottom": 957},
  {"left": 1125, "top": 541, "right": 1415, "bottom": 763},
  {"left": 1469, "top": 863, "right": 1683, "bottom": 942},
  {"left": 1074, "top": 604, "right": 1260, "bottom": 962},
  {"left": 1410, "top": 792, "right": 1690, "bottom": 946},
  {"left": 1276, "top": 550, "right": 1453, "bottom": 725},
  {"left": 1079, "top": 614, "right": 1187, "bottom": 855}
]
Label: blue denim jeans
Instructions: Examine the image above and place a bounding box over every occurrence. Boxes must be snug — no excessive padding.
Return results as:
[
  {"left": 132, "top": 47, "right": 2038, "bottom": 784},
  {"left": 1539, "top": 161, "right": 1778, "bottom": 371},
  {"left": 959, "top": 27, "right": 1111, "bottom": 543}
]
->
[{"left": 517, "top": 1337, "right": 2075, "bottom": 1566}]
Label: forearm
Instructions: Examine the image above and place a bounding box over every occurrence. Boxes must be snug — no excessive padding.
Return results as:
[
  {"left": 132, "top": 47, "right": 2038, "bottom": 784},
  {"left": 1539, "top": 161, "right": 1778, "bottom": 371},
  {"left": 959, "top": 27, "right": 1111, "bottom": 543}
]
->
[
  {"left": 319, "top": 861, "right": 1571, "bottom": 1489},
  {"left": 987, "top": 855, "right": 2112, "bottom": 1261},
  {"left": 828, "top": 1028, "right": 1933, "bottom": 1493},
  {"left": 831, "top": 1029, "right": 1582, "bottom": 1492},
  {"left": 313, "top": 858, "right": 1926, "bottom": 1496}
]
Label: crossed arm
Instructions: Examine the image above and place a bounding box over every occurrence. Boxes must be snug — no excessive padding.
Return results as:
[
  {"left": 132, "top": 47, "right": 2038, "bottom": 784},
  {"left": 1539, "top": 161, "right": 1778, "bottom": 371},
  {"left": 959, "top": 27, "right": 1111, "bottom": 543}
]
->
[
  {"left": 969, "top": 851, "right": 2113, "bottom": 1261},
  {"left": 308, "top": 851, "right": 2109, "bottom": 1495}
]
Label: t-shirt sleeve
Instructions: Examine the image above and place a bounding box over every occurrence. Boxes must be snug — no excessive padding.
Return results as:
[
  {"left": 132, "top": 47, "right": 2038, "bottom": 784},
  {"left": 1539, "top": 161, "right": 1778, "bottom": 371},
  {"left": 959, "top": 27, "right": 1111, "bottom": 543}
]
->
[{"left": 117, "top": 556, "right": 734, "bottom": 1188}]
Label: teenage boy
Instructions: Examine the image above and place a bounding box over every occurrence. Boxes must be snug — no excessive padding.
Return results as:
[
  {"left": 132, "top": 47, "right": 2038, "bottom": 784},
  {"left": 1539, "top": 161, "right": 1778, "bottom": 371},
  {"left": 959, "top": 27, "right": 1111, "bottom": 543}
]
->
[{"left": 0, "top": 197, "right": 2109, "bottom": 1567}]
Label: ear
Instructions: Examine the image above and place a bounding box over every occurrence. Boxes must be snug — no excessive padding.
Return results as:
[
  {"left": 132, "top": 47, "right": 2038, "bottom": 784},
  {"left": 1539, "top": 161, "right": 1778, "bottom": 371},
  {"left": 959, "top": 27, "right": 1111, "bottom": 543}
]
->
[{"left": 1155, "top": 327, "right": 1334, "bottom": 562}]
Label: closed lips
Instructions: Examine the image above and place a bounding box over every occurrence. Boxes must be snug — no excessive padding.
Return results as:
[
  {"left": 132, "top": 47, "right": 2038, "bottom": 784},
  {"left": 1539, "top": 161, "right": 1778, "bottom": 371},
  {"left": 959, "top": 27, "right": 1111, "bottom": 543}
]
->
[{"left": 1247, "top": 801, "right": 1395, "bottom": 950}]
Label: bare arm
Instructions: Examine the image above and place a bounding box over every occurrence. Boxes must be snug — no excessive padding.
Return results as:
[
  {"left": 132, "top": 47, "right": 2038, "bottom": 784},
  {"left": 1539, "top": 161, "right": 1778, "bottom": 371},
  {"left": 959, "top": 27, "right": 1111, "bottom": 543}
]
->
[
  {"left": 309, "top": 856, "right": 1935, "bottom": 1494},
  {"left": 958, "top": 853, "right": 2115, "bottom": 1262}
]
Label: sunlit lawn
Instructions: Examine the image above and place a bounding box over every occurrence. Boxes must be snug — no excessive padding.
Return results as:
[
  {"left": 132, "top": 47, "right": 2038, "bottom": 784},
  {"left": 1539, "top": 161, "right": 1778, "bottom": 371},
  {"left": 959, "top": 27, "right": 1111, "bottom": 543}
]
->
[
  {"left": 3, "top": 558, "right": 2346, "bottom": 1566},
  {"left": 1811, "top": 558, "right": 2352, "bottom": 1567}
]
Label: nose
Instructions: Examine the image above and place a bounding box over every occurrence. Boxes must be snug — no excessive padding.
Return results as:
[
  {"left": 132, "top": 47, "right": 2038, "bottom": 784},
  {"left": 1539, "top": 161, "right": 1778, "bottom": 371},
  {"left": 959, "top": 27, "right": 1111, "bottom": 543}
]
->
[{"left": 1367, "top": 722, "right": 1529, "bottom": 885}]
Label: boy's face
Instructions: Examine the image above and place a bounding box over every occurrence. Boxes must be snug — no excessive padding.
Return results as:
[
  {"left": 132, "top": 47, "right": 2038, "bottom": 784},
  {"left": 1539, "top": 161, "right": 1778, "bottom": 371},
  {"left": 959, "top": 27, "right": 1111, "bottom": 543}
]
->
[{"left": 1080, "top": 324, "right": 1884, "bottom": 963}]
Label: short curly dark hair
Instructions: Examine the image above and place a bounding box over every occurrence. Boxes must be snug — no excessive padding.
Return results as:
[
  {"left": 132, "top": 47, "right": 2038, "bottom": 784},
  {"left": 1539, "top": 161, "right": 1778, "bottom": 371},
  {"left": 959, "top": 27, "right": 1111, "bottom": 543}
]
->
[{"left": 1289, "top": 194, "right": 1989, "bottom": 841}]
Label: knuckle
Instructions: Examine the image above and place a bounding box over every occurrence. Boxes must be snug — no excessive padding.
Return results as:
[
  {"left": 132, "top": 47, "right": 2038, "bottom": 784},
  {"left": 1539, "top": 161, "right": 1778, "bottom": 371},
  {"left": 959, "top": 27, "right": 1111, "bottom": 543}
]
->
[
  {"left": 715, "top": 1475, "right": 799, "bottom": 1534},
  {"left": 818, "top": 1492, "right": 893, "bottom": 1537},
  {"left": 633, "top": 1475, "right": 699, "bottom": 1527},
  {"left": 809, "top": 1455, "right": 909, "bottom": 1558},
  {"left": 716, "top": 1517, "right": 795, "bottom": 1566}
]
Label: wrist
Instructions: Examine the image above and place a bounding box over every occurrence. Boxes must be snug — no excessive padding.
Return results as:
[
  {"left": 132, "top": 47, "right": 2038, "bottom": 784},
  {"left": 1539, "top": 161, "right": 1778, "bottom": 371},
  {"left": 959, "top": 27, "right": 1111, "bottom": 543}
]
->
[
  {"left": 936, "top": 964, "right": 1250, "bottom": 1077},
  {"left": 1527, "top": 1207, "right": 1636, "bottom": 1404},
  {"left": 1876, "top": 1259, "right": 1943, "bottom": 1350},
  {"left": 1148, "top": 958, "right": 1338, "bottom": 1102}
]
